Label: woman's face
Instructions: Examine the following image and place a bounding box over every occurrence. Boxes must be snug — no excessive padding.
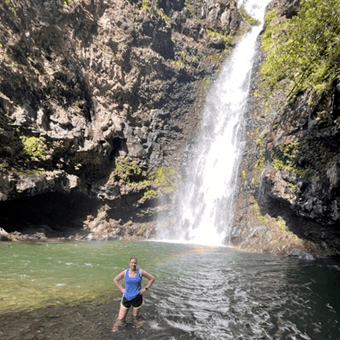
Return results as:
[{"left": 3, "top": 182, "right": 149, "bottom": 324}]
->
[{"left": 129, "top": 258, "right": 138, "bottom": 271}]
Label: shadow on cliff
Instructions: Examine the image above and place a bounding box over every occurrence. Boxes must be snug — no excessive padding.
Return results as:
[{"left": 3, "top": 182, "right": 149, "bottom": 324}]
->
[
  {"left": 256, "top": 183, "right": 340, "bottom": 256},
  {"left": 105, "top": 194, "right": 172, "bottom": 226},
  {"left": 0, "top": 192, "right": 99, "bottom": 238}
]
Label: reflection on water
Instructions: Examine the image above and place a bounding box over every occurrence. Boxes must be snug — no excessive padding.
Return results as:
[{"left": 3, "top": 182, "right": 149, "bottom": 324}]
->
[{"left": 0, "top": 241, "right": 339, "bottom": 339}]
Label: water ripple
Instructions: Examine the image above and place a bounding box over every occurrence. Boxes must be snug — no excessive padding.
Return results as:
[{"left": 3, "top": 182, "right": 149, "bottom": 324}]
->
[{"left": 142, "top": 249, "right": 340, "bottom": 340}]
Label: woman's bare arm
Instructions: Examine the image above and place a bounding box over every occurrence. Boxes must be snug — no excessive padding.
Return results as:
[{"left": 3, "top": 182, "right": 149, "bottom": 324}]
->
[
  {"left": 113, "top": 270, "right": 126, "bottom": 293},
  {"left": 140, "top": 270, "right": 155, "bottom": 294}
]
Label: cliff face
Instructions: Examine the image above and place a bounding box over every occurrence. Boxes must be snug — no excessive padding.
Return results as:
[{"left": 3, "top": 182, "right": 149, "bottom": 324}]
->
[
  {"left": 4, "top": 0, "right": 338, "bottom": 258},
  {"left": 233, "top": 0, "right": 340, "bottom": 258},
  {"left": 0, "top": 0, "right": 246, "bottom": 240}
]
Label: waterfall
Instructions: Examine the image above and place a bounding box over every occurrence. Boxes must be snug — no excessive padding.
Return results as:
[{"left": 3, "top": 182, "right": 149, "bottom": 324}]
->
[{"left": 158, "top": 0, "right": 271, "bottom": 246}]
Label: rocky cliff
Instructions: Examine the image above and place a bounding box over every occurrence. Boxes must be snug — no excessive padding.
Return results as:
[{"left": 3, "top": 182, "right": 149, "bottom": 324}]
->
[
  {"left": 3, "top": 0, "right": 338, "bottom": 259},
  {"left": 233, "top": 0, "right": 340, "bottom": 258},
  {"left": 0, "top": 0, "right": 247, "bottom": 241}
]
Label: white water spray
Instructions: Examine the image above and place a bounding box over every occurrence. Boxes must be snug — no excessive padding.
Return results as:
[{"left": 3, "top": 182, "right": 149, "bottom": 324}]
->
[{"left": 158, "top": 0, "right": 271, "bottom": 246}]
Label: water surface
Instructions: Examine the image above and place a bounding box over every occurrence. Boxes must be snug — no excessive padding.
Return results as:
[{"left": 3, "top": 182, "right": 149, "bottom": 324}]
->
[
  {"left": 1, "top": 241, "right": 339, "bottom": 340},
  {"left": 0, "top": 240, "right": 196, "bottom": 312}
]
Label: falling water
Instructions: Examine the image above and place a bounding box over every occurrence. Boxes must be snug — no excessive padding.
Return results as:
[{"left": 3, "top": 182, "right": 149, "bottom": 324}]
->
[{"left": 159, "top": 0, "right": 271, "bottom": 246}]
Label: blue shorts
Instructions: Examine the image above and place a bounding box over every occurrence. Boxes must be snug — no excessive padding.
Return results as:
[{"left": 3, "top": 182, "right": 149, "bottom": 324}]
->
[{"left": 121, "top": 294, "right": 143, "bottom": 309}]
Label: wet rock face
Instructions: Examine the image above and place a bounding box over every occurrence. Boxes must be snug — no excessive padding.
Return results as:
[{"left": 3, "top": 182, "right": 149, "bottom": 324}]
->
[
  {"left": 264, "top": 90, "right": 340, "bottom": 227},
  {"left": 0, "top": 0, "right": 244, "bottom": 237},
  {"left": 259, "top": 90, "right": 340, "bottom": 255}
]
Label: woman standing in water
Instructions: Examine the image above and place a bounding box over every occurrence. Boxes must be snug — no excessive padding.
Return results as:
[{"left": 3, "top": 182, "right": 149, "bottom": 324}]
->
[{"left": 112, "top": 256, "right": 155, "bottom": 332}]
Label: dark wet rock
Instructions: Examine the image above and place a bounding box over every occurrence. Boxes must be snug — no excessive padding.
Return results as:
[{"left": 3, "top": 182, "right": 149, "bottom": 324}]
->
[{"left": 287, "top": 248, "right": 315, "bottom": 261}]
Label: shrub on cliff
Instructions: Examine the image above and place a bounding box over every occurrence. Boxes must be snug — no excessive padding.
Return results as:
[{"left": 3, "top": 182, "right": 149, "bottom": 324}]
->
[
  {"left": 260, "top": 0, "right": 340, "bottom": 103},
  {"left": 20, "top": 136, "right": 46, "bottom": 162}
]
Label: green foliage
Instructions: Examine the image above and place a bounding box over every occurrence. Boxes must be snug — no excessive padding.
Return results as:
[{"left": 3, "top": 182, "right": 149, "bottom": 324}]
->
[
  {"left": 256, "top": 135, "right": 265, "bottom": 149},
  {"left": 253, "top": 155, "right": 265, "bottom": 184},
  {"left": 260, "top": 0, "right": 340, "bottom": 102},
  {"left": 277, "top": 216, "right": 287, "bottom": 232},
  {"left": 185, "top": 0, "right": 193, "bottom": 13},
  {"left": 210, "top": 53, "right": 221, "bottom": 62},
  {"left": 5, "top": 0, "right": 17, "bottom": 15},
  {"left": 271, "top": 139, "right": 338, "bottom": 178},
  {"left": 239, "top": 5, "right": 261, "bottom": 26},
  {"left": 74, "top": 101, "right": 81, "bottom": 113},
  {"left": 140, "top": 189, "right": 157, "bottom": 202},
  {"left": 115, "top": 157, "right": 142, "bottom": 181},
  {"left": 138, "top": 166, "right": 177, "bottom": 203},
  {"left": 141, "top": 0, "right": 151, "bottom": 10},
  {"left": 63, "top": 0, "right": 75, "bottom": 5},
  {"left": 206, "top": 29, "right": 233, "bottom": 44},
  {"left": 252, "top": 201, "right": 269, "bottom": 224},
  {"left": 20, "top": 136, "right": 46, "bottom": 161},
  {"left": 114, "top": 159, "right": 176, "bottom": 202},
  {"left": 140, "top": 0, "right": 169, "bottom": 22},
  {"left": 15, "top": 168, "right": 46, "bottom": 176},
  {"left": 287, "top": 182, "right": 297, "bottom": 194},
  {"left": 153, "top": 166, "right": 176, "bottom": 193},
  {"left": 272, "top": 142, "right": 306, "bottom": 175},
  {"left": 241, "top": 169, "right": 247, "bottom": 179},
  {"left": 171, "top": 59, "right": 187, "bottom": 68}
]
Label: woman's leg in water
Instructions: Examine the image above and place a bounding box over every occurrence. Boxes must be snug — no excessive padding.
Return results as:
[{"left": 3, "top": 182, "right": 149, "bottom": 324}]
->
[
  {"left": 132, "top": 307, "right": 143, "bottom": 328},
  {"left": 112, "top": 306, "right": 129, "bottom": 332}
]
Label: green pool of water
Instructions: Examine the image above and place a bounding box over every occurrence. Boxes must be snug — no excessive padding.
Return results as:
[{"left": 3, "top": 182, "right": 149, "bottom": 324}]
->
[{"left": 0, "top": 240, "right": 206, "bottom": 312}]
